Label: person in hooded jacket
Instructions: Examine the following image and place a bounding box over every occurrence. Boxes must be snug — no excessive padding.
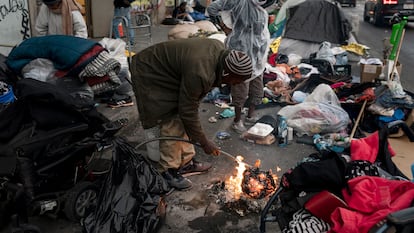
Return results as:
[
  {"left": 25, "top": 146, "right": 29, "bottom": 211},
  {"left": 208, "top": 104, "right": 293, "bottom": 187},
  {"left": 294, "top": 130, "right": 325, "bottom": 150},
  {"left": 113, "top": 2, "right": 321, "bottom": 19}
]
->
[
  {"left": 207, "top": 0, "right": 270, "bottom": 134},
  {"left": 35, "top": 0, "right": 88, "bottom": 38}
]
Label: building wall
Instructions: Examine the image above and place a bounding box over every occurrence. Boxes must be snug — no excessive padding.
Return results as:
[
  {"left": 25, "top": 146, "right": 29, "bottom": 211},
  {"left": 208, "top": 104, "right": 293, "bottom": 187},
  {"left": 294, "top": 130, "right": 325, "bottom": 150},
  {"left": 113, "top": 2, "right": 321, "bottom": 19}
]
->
[
  {"left": 90, "top": 0, "right": 114, "bottom": 38},
  {"left": 0, "top": 0, "right": 33, "bottom": 55}
]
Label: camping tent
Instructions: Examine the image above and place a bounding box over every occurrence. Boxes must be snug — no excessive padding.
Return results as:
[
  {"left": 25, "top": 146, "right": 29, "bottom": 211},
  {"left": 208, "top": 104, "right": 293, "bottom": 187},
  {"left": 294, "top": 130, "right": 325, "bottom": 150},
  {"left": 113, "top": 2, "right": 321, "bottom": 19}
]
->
[
  {"left": 269, "top": 0, "right": 352, "bottom": 58},
  {"left": 270, "top": 0, "right": 351, "bottom": 44}
]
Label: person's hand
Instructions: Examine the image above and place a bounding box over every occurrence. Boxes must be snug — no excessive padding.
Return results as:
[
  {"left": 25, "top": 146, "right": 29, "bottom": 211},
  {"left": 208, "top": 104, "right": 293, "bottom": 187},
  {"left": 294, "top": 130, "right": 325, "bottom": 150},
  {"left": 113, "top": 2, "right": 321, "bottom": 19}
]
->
[{"left": 201, "top": 140, "right": 220, "bottom": 156}]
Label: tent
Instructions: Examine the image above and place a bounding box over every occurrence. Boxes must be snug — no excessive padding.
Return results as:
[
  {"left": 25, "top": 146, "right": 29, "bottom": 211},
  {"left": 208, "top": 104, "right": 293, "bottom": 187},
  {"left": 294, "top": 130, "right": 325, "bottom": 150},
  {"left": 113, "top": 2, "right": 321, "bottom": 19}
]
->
[
  {"left": 270, "top": 0, "right": 351, "bottom": 44},
  {"left": 269, "top": 0, "right": 353, "bottom": 58}
]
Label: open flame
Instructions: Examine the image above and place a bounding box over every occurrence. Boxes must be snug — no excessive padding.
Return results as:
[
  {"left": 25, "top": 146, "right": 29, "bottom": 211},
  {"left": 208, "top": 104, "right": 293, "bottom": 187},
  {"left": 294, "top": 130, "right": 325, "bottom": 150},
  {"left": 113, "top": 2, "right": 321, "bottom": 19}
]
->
[
  {"left": 225, "top": 156, "right": 279, "bottom": 201},
  {"left": 225, "top": 155, "right": 247, "bottom": 200}
]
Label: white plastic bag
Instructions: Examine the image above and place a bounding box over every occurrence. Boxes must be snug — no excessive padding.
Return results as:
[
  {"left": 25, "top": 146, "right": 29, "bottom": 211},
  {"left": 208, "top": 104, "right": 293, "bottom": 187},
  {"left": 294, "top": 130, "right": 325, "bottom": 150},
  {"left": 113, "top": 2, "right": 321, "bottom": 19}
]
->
[
  {"left": 99, "top": 38, "right": 129, "bottom": 70},
  {"left": 278, "top": 84, "right": 350, "bottom": 136},
  {"left": 316, "top": 41, "right": 336, "bottom": 65},
  {"left": 21, "top": 58, "right": 56, "bottom": 83}
]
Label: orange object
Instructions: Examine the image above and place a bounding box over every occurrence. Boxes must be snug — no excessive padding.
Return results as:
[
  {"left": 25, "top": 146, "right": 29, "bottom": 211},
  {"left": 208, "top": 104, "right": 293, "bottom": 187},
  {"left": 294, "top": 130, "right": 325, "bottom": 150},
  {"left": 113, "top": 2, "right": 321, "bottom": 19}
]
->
[{"left": 118, "top": 23, "right": 124, "bottom": 37}]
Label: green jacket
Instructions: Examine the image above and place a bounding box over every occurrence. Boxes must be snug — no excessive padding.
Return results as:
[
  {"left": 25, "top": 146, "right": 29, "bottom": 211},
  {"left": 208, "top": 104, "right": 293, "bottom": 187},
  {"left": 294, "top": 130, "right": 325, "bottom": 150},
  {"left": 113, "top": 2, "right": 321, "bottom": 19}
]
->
[{"left": 130, "top": 38, "right": 228, "bottom": 143}]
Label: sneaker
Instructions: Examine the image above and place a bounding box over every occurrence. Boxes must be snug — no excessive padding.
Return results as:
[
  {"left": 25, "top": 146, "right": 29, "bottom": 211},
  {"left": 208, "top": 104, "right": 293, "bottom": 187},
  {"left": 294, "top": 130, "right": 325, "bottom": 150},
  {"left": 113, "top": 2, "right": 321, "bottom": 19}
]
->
[
  {"left": 107, "top": 96, "right": 134, "bottom": 108},
  {"left": 232, "top": 120, "right": 247, "bottom": 134},
  {"left": 162, "top": 169, "right": 192, "bottom": 190},
  {"left": 179, "top": 159, "right": 212, "bottom": 175},
  {"left": 245, "top": 116, "right": 260, "bottom": 126}
]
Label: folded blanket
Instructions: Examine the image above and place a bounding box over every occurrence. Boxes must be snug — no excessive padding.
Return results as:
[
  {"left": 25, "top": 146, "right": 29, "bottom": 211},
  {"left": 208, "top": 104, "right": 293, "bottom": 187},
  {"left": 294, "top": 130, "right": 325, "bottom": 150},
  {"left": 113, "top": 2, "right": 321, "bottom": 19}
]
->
[{"left": 78, "top": 51, "right": 121, "bottom": 94}]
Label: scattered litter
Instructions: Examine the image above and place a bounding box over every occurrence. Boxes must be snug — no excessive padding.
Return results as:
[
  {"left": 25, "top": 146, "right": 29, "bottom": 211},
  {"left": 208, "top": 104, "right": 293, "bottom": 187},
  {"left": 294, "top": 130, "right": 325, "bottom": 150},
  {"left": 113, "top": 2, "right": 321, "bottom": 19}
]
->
[
  {"left": 215, "top": 102, "right": 231, "bottom": 108},
  {"left": 208, "top": 116, "right": 218, "bottom": 123},
  {"left": 219, "top": 109, "right": 235, "bottom": 118},
  {"left": 216, "top": 131, "right": 231, "bottom": 140}
]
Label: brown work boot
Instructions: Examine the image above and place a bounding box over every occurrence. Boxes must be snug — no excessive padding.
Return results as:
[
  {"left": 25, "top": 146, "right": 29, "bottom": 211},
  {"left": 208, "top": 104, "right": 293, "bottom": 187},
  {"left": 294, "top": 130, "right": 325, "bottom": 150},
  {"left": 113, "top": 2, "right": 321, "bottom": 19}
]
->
[{"left": 178, "top": 159, "right": 212, "bottom": 175}]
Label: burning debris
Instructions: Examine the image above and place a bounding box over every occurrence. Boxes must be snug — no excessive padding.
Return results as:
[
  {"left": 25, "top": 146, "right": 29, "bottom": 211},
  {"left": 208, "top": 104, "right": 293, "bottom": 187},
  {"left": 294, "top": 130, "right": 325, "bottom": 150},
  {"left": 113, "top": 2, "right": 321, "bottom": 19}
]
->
[
  {"left": 242, "top": 162, "right": 277, "bottom": 199},
  {"left": 225, "top": 155, "right": 248, "bottom": 200},
  {"left": 208, "top": 156, "right": 279, "bottom": 216}
]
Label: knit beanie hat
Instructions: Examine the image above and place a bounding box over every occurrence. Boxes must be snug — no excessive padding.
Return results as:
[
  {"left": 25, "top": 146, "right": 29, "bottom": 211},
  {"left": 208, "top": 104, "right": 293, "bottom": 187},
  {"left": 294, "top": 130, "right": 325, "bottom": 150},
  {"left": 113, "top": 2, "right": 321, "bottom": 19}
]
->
[
  {"left": 43, "top": 0, "right": 62, "bottom": 5},
  {"left": 224, "top": 50, "right": 253, "bottom": 77}
]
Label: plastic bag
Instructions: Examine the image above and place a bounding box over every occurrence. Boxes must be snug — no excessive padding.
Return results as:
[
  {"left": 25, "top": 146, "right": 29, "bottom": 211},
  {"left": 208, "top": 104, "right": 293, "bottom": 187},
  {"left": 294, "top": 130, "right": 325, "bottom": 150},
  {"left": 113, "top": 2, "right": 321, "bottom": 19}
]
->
[
  {"left": 54, "top": 76, "right": 94, "bottom": 105},
  {"left": 99, "top": 38, "right": 129, "bottom": 70},
  {"left": 287, "top": 53, "right": 302, "bottom": 66},
  {"left": 316, "top": 41, "right": 336, "bottom": 65},
  {"left": 21, "top": 58, "right": 94, "bottom": 106},
  {"left": 83, "top": 137, "right": 170, "bottom": 233},
  {"left": 278, "top": 84, "right": 350, "bottom": 136},
  {"left": 21, "top": 58, "right": 56, "bottom": 83},
  {"left": 335, "top": 52, "right": 348, "bottom": 65},
  {"left": 304, "top": 84, "right": 340, "bottom": 106}
]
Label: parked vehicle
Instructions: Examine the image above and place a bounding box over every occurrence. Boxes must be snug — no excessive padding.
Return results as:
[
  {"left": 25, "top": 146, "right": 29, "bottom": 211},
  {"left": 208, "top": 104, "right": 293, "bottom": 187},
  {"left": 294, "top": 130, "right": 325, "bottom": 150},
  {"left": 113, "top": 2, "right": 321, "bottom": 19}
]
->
[
  {"left": 336, "top": 0, "right": 356, "bottom": 7},
  {"left": 364, "top": 0, "right": 414, "bottom": 26}
]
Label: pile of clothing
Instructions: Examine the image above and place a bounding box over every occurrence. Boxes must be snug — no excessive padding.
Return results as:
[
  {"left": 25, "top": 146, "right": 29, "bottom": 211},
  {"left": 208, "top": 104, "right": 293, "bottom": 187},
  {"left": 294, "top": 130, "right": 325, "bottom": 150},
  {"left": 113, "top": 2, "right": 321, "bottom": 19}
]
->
[{"left": 6, "top": 35, "right": 123, "bottom": 106}]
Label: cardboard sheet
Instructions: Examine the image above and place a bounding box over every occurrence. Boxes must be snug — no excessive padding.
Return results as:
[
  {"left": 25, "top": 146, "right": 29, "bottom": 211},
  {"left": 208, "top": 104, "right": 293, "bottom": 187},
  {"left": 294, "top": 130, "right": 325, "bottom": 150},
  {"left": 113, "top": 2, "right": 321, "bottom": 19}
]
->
[{"left": 389, "top": 136, "right": 414, "bottom": 180}]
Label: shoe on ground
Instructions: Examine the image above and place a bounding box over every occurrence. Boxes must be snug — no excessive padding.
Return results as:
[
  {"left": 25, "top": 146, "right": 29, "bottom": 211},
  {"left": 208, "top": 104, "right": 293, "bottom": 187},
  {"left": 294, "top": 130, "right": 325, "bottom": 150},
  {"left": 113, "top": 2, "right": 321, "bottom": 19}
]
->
[
  {"left": 232, "top": 120, "right": 247, "bottom": 134},
  {"left": 107, "top": 96, "right": 134, "bottom": 108},
  {"left": 162, "top": 169, "right": 192, "bottom": 190},
  {"left": 245, "top": 116, "right": 260, "bottom": 125},
  {"left": 179, "top": 159, "right": 212, "bottom": 175}
]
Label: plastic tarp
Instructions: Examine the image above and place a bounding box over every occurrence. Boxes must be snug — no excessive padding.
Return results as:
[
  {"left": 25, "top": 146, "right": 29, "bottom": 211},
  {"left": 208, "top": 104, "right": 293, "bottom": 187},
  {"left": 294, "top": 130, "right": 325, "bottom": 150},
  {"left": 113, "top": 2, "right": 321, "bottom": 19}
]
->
[
  {"left": 207, "top": 0, "right": 271, "bottom": 79},
  {"left": 284, "top": 0, "right": 351, "bottom": 44},
  {"left": 277, "top": 38, "right": 321, "bottom": 60},
  {"left": 269, "top": 0, "right": 351, "bottom": 45},
  {"left": 83, "top": 137, "right": 170, "bottom": 233}
]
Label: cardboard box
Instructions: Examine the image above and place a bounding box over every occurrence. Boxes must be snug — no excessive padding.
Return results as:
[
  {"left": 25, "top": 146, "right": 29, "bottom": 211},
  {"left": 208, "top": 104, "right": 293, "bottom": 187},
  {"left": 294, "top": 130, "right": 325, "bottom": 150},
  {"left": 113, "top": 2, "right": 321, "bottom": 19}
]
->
[
  {"left": 360, "top": 63, "right": 383, "bottom": 83},
  {"left": 241, "top": 132, "right": 276, "bottom": 145}
]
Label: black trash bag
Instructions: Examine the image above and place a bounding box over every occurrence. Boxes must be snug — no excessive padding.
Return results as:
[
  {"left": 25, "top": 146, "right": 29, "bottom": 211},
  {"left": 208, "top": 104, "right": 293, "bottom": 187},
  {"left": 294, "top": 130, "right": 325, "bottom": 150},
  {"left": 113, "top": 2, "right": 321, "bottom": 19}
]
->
[{"left": 83, "top": 137, "right": 170, "bottom": 233}]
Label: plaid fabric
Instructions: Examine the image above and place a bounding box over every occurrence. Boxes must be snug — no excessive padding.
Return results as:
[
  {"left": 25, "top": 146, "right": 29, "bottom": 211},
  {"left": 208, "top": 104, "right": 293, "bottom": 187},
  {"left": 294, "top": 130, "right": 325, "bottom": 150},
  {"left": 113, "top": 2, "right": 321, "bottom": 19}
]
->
[{"left": 79, "top": 51, "right": 122, "bottom": 94}]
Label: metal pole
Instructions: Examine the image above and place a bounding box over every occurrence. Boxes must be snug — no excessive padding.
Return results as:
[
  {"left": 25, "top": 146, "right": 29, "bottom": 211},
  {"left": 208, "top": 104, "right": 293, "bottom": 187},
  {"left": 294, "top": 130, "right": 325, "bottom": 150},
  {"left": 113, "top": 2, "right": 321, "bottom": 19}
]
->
[{"left": 135, "top": 136, "right": 253, "bottom": 167}]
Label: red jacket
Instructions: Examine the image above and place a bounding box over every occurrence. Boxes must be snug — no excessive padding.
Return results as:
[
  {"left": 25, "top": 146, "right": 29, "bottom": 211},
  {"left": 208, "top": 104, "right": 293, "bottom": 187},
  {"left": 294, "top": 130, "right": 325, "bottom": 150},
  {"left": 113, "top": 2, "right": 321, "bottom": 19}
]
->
[{"left": 330, "top": 176, "right": 414, "bottom": 233}]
